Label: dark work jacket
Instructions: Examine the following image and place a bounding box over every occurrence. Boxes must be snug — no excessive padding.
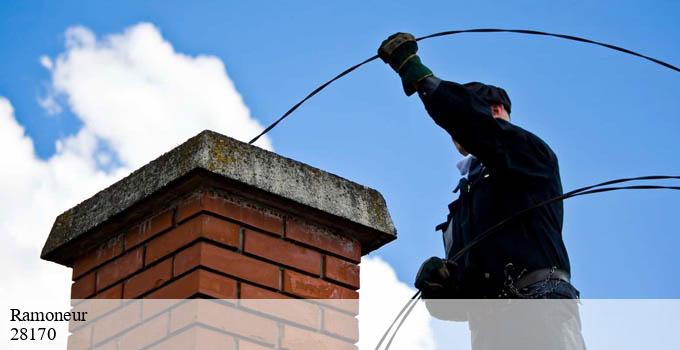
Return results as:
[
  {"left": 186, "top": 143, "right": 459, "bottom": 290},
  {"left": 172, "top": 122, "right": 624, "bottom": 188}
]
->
[{"left": 419, "top": 80, "right": 571, "bottom": 298}]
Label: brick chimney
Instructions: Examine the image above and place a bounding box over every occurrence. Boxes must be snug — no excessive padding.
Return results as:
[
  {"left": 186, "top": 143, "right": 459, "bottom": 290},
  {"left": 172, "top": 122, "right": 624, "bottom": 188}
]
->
[{"left": 42, "top": 130, "right": 395, "bottom": 349}]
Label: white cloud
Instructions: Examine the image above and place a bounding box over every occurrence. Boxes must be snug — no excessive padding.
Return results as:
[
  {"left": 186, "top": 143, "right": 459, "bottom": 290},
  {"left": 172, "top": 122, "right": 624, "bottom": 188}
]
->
[
  {"left": 359, "top": 256, "right": 436, "bottom": 350},
  {"left": 45, "top": 22, "right": 271, "bottom": 168},
  {"left": 37, "top": 94, "right": 62, "bottom": 115},
  {"left": 3, "top": 21, "right": 276, "bottom": 254},
  {"left": 0, "top": 97, "right": 119, "bottom": 349},
  {"left": 37, "top": 56, "right": 62, "bottom": 115},
  {"left": 0, "top": 22, "right": 271, "bottom": 311},
  {"left": 39, "top": 55, "right": 53, "bottom": 69}
]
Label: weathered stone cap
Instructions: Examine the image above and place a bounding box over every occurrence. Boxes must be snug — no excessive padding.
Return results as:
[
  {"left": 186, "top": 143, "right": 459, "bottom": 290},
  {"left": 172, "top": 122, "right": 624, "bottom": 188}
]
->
[{"left": 42, "top": 130, "right": 396, "bottom": 262}]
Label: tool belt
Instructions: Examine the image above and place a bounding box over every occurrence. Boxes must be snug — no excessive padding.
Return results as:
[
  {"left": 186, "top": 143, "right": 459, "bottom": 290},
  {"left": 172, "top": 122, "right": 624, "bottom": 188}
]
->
[{"left": 515, "top": 268, "right": 570, "bottom": 290}]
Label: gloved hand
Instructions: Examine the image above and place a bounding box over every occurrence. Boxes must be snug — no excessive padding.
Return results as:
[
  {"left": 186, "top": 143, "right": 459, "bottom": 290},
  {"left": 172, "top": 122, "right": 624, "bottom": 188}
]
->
[
  {"left": 378, "top": 32, "right": 433, "bottom": 96},
  {"left": 414, "top": 257, "right": 458, "bottom": 298}
]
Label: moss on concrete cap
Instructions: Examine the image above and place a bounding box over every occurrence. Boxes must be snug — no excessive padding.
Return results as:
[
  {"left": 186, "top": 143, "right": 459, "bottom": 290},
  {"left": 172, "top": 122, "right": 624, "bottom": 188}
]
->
[{"left": 42, "top": 130, "right": 396, "bottom": 263}]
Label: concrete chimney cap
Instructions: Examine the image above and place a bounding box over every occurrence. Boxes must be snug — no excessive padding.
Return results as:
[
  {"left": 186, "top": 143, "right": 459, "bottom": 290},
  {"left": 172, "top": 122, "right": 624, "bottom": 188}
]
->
[{"left": 42, "top": 130, "right": 396, "bottom": 263}]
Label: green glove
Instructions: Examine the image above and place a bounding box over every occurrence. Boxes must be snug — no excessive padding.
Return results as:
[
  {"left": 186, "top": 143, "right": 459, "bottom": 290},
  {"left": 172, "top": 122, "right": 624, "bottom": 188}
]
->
[
  {"left": 378, "top": 32, "right": 433, "bottom": 96},
  {"left": 414, "top": 257, "right": 458, "bottom": 298}
]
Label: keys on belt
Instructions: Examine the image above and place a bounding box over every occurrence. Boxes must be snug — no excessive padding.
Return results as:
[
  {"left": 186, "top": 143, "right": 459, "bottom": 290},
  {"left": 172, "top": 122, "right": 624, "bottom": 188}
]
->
[{"left": 515, "top": 268, "right": 570, "bottom": 290}]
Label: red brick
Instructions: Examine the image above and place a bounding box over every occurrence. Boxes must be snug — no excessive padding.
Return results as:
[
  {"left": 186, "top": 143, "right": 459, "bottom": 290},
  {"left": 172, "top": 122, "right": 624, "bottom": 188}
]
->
[
  {"left": 196, "top": 270, "right": 238, "bottom": 299},
  {"left": 324, "top": 255, "right": 360, "bottom": 289},
  {"left": 141, "top": 301, "right": 173, "bottom": 321},
  {"left": 146, "top": 269, "right": 237, "bottom": 299},
  {"left": 175, "top": 193, "right": 204, "bottom": 223},
  {"left": 93, "top": 339, "right": 117, "bottom": 350},
  {"left": 96, "top": 248, "right": 143, "bottom": 290},
  {"left": 148, "top": 326, "right": 234, "bottom": 350},
  {"left": 91, "top": 302, "right": 142, "bottom": 344},
  {"left": 170, "top": 301, "right": 277, "bottom": 346},
  {"left": 145, "top": 218, "right": 201, "bottom": 264},
  {"left": 68, "top": 314, "right": 88, "bottom": 333},
  {"left": 240, "top": 283, "right": 289, "bottom": 299},
  {"left": 69, "top": 291, "right": 123, "bottom": 333},
  {"left": 238, "top": 339, "right": 273, "bottom": 350},
  {"left": 72, "top": 236, "right": 124, "bottom": 279},
  {"left": 245, "top": 229, "right": 322, "bottom": 275},
  {"left": 146, "top": 271, "right": 199, "bottom": 299},
  {"left": 286, "top": 219, "right": 360, "bottom": 263},
  {"left": 125, "top": 210, "right": 174, "bottom": 249},
  {"left": 72, "top": 272, "right": 96, "bottom": 299},
  {"left": 177, "top": 192, "right": 283, "bottom": 235},
  {"left": 77, "top": 288, "right": 124, "bottom": 330},
  {"left": 145, "top": 214, "right": 239, "bottom": 264},
  {"left": 174, "top": 242, "right": 279, "bottom": 290},
  {"left": 323, "top": 308, "right": 359, "bottom": 342},
  {"left": 67, "top": 325, "right": 92, "bottom": 350},
  {"left": 241, "top": 284, "right": 320, "bottom": 329},
  {"left": 240, "top": 203, "right": 283, "bottom": 236},
  {"left": 116, "top": 312, "right": 170, "bottom": 350},
  {"left": 201, "top": 214, "right": 241, "bottom": 246},
  {"left": 123, "top": 258, "right": 173, "bottom": 298},
  {"left": 281, "top": 325, "right": 356, "bottom": 350},
  {"left": 283, "top": 270, "right": 358, "bottom": 299},
  {"left": 94, "top": 283, "right": 123, "bottom": 299}
]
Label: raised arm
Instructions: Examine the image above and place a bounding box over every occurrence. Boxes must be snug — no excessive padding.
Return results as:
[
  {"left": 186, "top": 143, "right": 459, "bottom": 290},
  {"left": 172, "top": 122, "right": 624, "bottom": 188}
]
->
[
  {"left": 418, "top": 78, "right": 558, "bottom": 180},
  {"left": 378, "top": 33, "right": 557, "bottom": 180}
]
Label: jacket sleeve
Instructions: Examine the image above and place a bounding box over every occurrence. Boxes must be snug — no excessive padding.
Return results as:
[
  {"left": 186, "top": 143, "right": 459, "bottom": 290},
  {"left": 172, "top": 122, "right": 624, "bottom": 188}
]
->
[{"left": 419, "top": 80, "right": 557, "bottom": 180}]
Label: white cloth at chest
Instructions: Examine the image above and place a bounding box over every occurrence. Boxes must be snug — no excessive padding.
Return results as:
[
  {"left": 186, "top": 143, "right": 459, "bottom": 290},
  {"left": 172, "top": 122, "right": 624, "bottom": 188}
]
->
[{"left": 444, "top": 155, "right": 478, "bottom": 256}]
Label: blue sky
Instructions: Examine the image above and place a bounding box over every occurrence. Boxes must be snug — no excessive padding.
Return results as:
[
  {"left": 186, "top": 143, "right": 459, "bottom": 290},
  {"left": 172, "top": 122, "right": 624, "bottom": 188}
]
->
[{"left": 1, "top": 0, "right": 679, "bottom": 298}]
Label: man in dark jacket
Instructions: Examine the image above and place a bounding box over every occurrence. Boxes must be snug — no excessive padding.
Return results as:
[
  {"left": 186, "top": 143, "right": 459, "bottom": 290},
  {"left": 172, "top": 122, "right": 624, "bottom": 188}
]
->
[{"left": 378, "top": 33, "right": 586, "bottom": 349}]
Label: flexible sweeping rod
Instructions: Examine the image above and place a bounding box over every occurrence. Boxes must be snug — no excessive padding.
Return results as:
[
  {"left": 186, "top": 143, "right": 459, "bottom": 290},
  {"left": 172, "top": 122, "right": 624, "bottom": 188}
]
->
[{"left": 248, "top": 28, "right": 679, "bottom": 145}]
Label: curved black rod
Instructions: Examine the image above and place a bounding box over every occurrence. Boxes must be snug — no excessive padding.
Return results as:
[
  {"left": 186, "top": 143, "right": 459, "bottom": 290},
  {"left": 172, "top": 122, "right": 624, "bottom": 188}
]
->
[
  {"left": 375, "top": 179, "right": 680, "bottom": 350},
  {"left": 449, "top": 183, "right": 680, "bottom": 263},
  {"left": 372, "top": 290, "right": 421, "bottom": 350},
  {"left": 248, "top": 28, "right": 679, "bottom": 144}
]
